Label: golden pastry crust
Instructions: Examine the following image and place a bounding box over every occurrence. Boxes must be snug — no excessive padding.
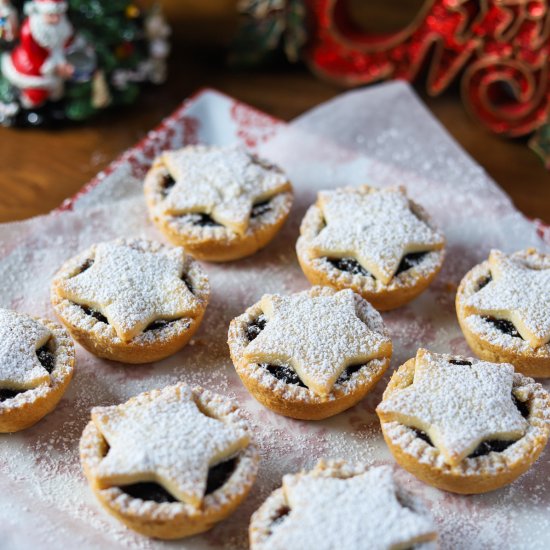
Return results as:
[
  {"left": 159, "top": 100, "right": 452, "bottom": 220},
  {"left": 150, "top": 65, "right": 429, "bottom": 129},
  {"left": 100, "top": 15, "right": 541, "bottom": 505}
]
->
[
  {"left": 0, "top": 318, "right": 75, "bottom": 433},
  {"left": 456, "top": 249, "right": 550, "bottom": 377},
  {"left": 50, "top": 239, "right": 210, "bottom": 364},
  {"left": 228, "top": 286, "right": 392, "bottom": 420},
  {"left": 144, "top": 155, "right": 293, "bottom": 262},
  {"left": 80, "top": 385, "right": 260, "bottom": 539},
  {"left": 377, "top": 357, "right": 550, "bottom": 494},
  {"left": 249, "top": 459, "right": 437, "bottom": 550},
  {"left": 296, "top": 186, "right": 445, "bottom": 311}
]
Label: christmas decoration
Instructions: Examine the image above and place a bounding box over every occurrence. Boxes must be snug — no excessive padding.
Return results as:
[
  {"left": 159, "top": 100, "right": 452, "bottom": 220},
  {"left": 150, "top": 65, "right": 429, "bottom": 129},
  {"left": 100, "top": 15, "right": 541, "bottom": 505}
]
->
[
  {"left": 305, "top": 0, "right": 550, "bottom": 138},
  {"left": 233, "top": 0, "right": 550, "bottom": 140},
  {"left": 0, "top": 0, "right": 18, "bottom": 42},
  {"left": 0, "top": 0, "right": 169, "bottom": 127},
  {"left": 230, "top": 0, "right": 307, "bottom": 66}
]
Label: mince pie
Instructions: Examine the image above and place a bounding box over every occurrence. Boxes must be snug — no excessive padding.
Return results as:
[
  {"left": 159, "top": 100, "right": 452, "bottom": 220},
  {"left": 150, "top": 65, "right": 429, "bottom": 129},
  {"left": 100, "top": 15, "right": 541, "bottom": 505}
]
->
[
  {"left": 144, "top": 145, "right": 293, "bottom": 262},
  {"left": 80, "top": 383, "right": 259, "bottom": 539},
  {"left": 50, "top": 238, "right": 210, "bottom": 364},
  {"left": 456, "top": 248, "right": 550, "bottom": 377},
  {"left": 0, "top": 308, "right": 75, "bottom": 432},
  {"left": 296, "top": 185, "right": 445, "bottom": 310},
  {"left": 377, "top": 349, "right": 550, "bottom": 494},
  {"left": 228, "top": 286, "right": 392, "bottom": 420},
  {"left": 249, "top": 460, "right": 437, "bottom": 550}
]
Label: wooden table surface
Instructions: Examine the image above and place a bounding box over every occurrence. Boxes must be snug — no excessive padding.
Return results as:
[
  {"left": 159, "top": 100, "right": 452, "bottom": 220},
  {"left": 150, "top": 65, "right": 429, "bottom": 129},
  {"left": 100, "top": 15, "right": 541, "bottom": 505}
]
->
[{"left": 0, "top": 6, "right": 549, "bottom": 224}]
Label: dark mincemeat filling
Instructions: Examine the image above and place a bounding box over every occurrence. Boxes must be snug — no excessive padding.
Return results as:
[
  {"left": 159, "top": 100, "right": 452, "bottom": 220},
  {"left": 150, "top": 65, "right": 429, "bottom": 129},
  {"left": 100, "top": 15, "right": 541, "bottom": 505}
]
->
[
  {"left": 482, "top": 316, "right": 523, "bottom": 340},
  {"left": 182, "top": 273, "right": 194, "bottom": 294},
  {"left": 269, "top": 505, "right": 291, "bottom": 534},
  {"left": 144, "top": 319, "right": 174, "bottom": 332},
  {"left": 474, "top": 273, "right": 523, "bottom": 339},
  {"left": 477, "top": 274, "right": 492, "bottom": 291},
  {"left": 80, "top": 305, "right": 109, "bottom": 324},
  {"left": 0, "top": 342, "right": 55, "bottom": 402},
  {"left": 121, "top": 482, "right": 177, "bottom": 503},
  {"left": 326, "top": 252, "right": 428, "bottom": 279},
  {"left": 260, "top": 362, "right": 367, "bottom": 389},
  {"left": 410, "top": 395, "right": 529, "bottom": 458},
  {"left": 79, "top": 258, "right": 94, "bottom": 273},
  {"left": 327, "top": 257, "right": 370, "bottom": 277},
  {"left": 336, "top": 363, "right": 365, "bottom": 383},
  {"left": 0, "top": 388, "right": 20, "bottom": 402},
  {"left": 246, "top": 316, "right": 366, "bottom": 388},
  {"left": 185, "top": 199, "right": 273, "bottom": 228},
  {"left": 190, "top": 213, "right": 222, "bottom": 227},
  {"left": 161, "top": 173, "right": 176, "bottom": 197},
  {"left": 119, "top": 456, "right": 238, "bottom": 503},
  {"left": 395, "top": 252, "right": 429, "bottom": 276},
  {"left": 79, "top": 304, "right": 182, "bottom": 333},
  {"left": 250, "top": 200, "right": 272, "bottom": 218},
  {"left": 36, "top": 344, "right": 55, "bottom": 373},
  {"left": 263, "top": 364, "right": 307, "bottom": 387},
  {"left": 205, "top": 456, "right": 238, "bottom": 494},
  {"left": 246, "top": 315, "right": 267, "bottom": 342}
]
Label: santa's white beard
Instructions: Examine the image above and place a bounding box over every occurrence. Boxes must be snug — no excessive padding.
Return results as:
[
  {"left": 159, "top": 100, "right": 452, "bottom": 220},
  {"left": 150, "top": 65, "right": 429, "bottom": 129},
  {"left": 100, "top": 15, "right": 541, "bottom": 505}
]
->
[{"left": 29, "top": 13, "right": 72, "bottom": 51}]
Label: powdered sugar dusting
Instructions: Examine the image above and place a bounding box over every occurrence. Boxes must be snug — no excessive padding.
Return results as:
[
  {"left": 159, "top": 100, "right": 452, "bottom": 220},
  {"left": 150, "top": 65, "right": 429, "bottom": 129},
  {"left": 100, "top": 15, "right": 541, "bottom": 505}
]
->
[
  {"left": 465, "top": 250, "right": 550, "bottom": 348},
  {"left": 54, "top": 239, "right": 199, "bottom": 342},
  {"left": 466, "top": 315, "right": 550, "bottom": 358},
  {"left": 377, "top": 349, "right": 529, "bottom": 465},
  {"left": 0, "top": 86, "right": 549, "bottom": 549},
  {"left": 0, "top": 309, "right": 51, "bottom": 390},
  {"left": 256, "top": 464, "right": 436, "bottom": 550},
  {"left": 89, "top": 383, "right": 250, "bottom": 506},
  {"left": 165, "top": 192, "right": 293, "bottom": 241},
  {"left": 161, "top": 145, "right": 289, "bottom": 234},
  {"left": 308, "top": 186, "right": 444, "bottom": 284},
  {"left": 243, "top": 288, "right": 391, "bottom": 396}
]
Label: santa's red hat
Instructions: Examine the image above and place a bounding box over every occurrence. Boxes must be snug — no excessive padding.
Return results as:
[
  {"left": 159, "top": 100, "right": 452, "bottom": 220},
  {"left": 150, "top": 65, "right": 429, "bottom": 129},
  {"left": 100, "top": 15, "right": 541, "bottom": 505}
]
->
[{"left": 25, "top": 0, "right": 68, "bottom": 15}]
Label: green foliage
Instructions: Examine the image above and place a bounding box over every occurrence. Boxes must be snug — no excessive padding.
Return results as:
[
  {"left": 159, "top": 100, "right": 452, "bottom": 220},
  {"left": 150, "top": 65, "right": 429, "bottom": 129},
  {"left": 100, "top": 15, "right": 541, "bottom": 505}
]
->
[
  {"left": 230, "top": 0, "right": 307, "bottom": 68},
  {"left": 1, "top": 1, "right": 152, "bottom": 122},
  {"left": 0, "top": 72, "right": 16, "bottom": 103}
]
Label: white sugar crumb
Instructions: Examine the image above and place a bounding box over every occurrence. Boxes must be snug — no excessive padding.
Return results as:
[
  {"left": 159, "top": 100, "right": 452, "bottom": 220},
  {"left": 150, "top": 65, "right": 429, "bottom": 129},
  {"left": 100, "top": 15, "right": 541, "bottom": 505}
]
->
[{"left": 0, "top": 309, "right": 51, "bottom": 389}]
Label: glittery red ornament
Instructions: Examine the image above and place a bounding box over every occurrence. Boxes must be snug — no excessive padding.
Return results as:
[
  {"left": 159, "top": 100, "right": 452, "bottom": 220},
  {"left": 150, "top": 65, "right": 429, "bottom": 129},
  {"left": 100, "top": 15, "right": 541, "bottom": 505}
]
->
[{"left": 304, "top": 0, "right": 550, "bottom": 136}]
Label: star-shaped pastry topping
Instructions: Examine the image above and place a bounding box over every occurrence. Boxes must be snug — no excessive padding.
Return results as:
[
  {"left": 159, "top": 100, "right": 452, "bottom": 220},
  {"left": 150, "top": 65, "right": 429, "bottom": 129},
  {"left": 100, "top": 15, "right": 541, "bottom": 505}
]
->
[
  {"left": 266, "top": 465, "right": 436, "bottom": 550},
  {"left": 0, "top": 309, "right": 52, "bottom": 391},
  {"left": 310, "top": 186, "right": 445, "bottom": 284},
  {"left": 377, "top": 349, "right": 528, "bottom": 466},
  {"left": 161, "top": 145, "right": 290, "bottom": 235},
  {"left": 91, "top": 384, "right": 249, "bottom": 507},
  {"left": 464, "top": 249, "right": 550, "bottom": 348},
  {"left": 56, "top": 240, "right": 199, "bottom": 342},
  {"left": 243, "top": 288, "right": 392, "bottom": 396}
]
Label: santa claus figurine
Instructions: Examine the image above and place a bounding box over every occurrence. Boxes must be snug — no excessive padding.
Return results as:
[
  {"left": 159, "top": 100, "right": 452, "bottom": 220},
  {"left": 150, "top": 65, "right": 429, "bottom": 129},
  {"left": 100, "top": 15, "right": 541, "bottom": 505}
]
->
[
  {"left": 1, "top": 0, "right": 73, "bottom": 109},
  {"left": 0, "top": 0, "right": 18, "bottom": 43}
]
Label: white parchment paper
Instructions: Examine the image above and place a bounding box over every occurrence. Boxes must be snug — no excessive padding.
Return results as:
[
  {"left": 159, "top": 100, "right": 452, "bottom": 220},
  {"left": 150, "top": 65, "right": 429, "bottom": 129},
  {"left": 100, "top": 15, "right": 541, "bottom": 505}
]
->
[{"left": 0, "top": 83, "right": 548, "bottom": 549}]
